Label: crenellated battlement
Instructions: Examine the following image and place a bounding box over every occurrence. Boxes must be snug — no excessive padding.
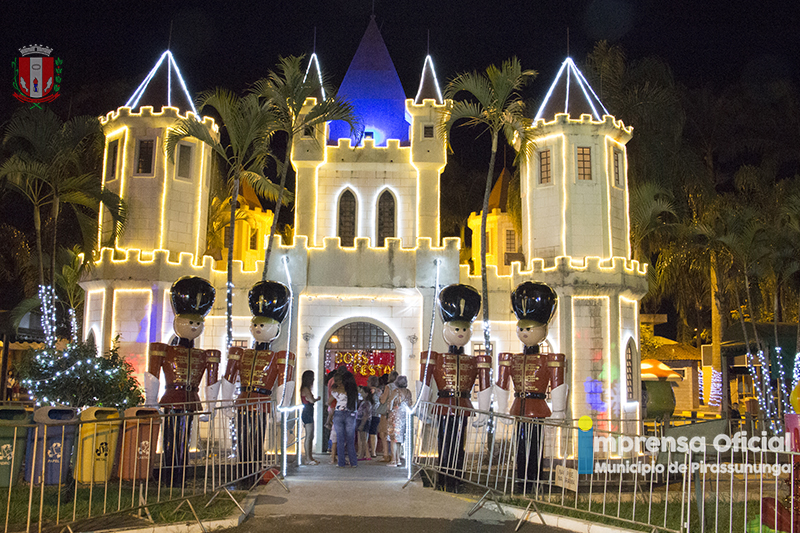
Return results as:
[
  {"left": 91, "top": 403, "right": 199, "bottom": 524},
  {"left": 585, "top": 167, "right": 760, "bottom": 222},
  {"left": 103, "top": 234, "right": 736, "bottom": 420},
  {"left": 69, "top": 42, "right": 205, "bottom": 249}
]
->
[
  {"left": 325, "top": 137, "right": 410, "bottom": 164},
  {"left": 100, "top": 106, "right": 218, "bottom": 132},
  {"left": 533, "top": 112, "right": 632, "bottom": 138},
  {"left": 459, "top": 254, "right": 648, "bottom": 299}
]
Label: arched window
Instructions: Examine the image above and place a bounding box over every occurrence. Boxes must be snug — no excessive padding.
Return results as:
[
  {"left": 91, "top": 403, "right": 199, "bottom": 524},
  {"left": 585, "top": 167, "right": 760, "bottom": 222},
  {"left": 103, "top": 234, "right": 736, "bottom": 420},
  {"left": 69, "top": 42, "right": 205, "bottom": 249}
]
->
[
  {"left": 625, "top": 338, "right": 638, "bottom": 401},
  {"left": 338, "top": 190, "right": 356, "bottom": 247},
  {"left": 377, "top": 190, "right": 395, "bottom": 246}
]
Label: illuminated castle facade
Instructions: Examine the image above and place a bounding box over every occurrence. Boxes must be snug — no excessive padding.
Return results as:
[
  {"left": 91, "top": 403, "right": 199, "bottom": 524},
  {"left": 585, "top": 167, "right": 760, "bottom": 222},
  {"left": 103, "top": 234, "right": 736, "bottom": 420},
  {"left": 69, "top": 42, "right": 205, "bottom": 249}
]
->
[{"left": 80, "top": 19, "right": 646, "bottom": 429}]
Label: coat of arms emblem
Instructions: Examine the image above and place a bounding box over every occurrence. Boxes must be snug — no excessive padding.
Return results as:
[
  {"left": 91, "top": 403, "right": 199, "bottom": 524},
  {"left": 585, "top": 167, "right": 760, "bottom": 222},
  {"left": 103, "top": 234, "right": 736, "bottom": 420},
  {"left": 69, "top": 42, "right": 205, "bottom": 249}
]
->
[{"left": 13, "top": 44, "right": 62, "bottom": 107}]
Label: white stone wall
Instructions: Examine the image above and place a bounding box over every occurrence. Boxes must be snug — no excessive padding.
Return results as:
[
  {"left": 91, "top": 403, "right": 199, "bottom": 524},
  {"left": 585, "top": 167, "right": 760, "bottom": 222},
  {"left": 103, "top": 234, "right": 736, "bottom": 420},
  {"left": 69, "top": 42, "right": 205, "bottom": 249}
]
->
[
  {"left": 111, "top": 288, "right": 154, "bottom": 380},
  {"left": 526, "top": 136, "right": 563, "bottom": 262},
  {"left": 315, "top": 166, "right": 417, "bottom": 247}
]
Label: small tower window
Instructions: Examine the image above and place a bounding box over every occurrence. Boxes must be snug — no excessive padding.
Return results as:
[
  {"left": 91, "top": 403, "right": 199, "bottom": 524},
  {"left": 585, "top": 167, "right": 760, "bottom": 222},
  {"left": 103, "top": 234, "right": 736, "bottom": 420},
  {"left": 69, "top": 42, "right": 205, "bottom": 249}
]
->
[
  {"left": 423, "top": 125, "right": 434, "bottom": 138},
  {"left": 106, "top": 140, "right": 119, "bottom": 181},
  {"left": 338, "top": 190, "right": 356, "bottom": 247},
  {"left": 135, "top": 139, "right": 155, "bottom": 175},
  {"left": 539, "top": 149, "right": 551, "bottom": 184},
  {"left": 505, "top": 230, "right": 516, "bottom": 253},
  {"left": 364, "top": 131, "right": 374, "bottom": 139},
  {"left": 249, "top": 228, "right": 259, "bottom": 250},
  {"left": 577, "top": 147, "right": 592, "bottom": 181},
  {"left": 176, "top": 143, "right": 193, "bottom": 179},
  {"left": 303, "top": 125, "right": 315, "bottom": 137},
  {"left": 614, "top": 149, "right": 622, "bottom": 186},
  {"left": 377, "top": 190, "right": 396, "bottom": 246}
]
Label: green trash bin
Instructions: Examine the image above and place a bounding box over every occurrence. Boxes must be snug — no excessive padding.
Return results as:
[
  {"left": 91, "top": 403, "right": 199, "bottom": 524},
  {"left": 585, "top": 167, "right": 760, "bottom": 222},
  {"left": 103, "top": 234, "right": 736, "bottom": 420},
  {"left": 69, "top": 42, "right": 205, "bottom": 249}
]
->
[
  {"left": 75, "top": 407, "right": 120, "bottom": 483},
  {"left": 0, "top": 406, "right": 32, "bottom": 487}
]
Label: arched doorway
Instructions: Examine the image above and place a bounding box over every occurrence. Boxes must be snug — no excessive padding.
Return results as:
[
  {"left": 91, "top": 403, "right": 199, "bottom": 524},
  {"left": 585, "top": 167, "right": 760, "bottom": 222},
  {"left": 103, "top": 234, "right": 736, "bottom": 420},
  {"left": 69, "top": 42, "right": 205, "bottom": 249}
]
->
[{"left": 323, "top": 321, "right": 397, "bottom": 386}]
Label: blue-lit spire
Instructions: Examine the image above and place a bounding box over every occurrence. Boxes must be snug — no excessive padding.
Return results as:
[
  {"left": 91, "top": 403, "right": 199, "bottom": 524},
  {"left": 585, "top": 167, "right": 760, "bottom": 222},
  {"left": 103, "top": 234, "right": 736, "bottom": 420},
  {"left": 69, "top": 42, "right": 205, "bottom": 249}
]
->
[
  {"left": 125, "top": 51, "right": 197, "bottom": 115},
  {"left": 328, "top": 16, "right": 409, "bottom": 146},
  {"left": 534, "top": 57, "right": 609, "bottom": 122}
]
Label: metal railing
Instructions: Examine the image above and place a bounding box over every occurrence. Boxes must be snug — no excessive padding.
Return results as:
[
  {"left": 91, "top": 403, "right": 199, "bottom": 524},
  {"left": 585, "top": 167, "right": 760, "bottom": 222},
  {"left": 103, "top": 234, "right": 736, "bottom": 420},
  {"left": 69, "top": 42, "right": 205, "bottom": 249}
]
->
[
  {"left": 0, "top": 399, "right": 290, "bottom": 533},
  {"left": 407, "top": 401, "right": 798, "bottom": 532}
]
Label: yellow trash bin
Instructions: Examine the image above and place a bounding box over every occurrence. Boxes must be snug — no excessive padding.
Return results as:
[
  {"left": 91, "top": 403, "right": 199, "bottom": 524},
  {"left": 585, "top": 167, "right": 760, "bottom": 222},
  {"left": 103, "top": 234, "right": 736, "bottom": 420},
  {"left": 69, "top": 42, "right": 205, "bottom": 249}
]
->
[{"left": 75, "top": 407, "right": 121, "bottom": 483}]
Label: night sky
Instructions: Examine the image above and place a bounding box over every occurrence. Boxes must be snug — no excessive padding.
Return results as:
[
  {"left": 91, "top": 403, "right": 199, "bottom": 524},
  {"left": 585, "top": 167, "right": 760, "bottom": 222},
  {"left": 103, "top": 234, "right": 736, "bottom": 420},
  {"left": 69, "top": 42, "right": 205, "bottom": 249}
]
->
[{"left": 2, "top": 0, "right": 798, "bottom": 121}]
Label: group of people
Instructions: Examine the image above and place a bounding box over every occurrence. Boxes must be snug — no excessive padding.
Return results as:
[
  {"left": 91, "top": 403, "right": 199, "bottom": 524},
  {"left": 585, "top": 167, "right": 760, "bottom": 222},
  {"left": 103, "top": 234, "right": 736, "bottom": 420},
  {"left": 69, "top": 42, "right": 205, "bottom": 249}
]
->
[{"left": 299, "top": 368, "right": 412, "bottom": 468}]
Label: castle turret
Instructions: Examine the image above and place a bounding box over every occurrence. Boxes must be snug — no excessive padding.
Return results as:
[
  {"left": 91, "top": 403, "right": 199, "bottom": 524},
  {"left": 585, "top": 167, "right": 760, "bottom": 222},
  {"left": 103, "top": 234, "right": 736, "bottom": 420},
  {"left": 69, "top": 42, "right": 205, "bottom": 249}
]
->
[
  {"left": 523, "top": 58, "right": 632, "bottom": 263},
  {"left": 98, "top": 51, "right": 217, "bottom": 259}
]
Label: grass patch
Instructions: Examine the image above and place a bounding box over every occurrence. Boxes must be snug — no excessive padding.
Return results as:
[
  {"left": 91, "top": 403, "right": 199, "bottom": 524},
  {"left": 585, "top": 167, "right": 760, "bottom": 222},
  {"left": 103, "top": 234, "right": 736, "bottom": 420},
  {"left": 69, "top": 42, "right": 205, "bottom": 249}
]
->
[
  {"left": 499, "top": 492, "right": 764, "bottom": 532},
  {"left": 0, "top": 483, "right": 247, "bottom": 532}
]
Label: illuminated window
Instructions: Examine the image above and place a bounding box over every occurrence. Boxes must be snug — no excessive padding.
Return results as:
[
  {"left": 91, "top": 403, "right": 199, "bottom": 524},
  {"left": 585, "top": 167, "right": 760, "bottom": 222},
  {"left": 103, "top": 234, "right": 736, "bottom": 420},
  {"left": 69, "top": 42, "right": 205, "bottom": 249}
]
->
[
  {"left": 324, "top": 322, "right": 396, "bottom": 351},
  {"left": 471, "top": 341, "right": 495, "bottom": 358},
  {"left": 377, "top": 190, "right": 395, "bottom": 246},
  {"left": 423, "top": 125, "right": 434, "bottom": 138},
  {"left": 539, "top": 149, "right": 551, "bottom": 184},
  {"left": 106, "top": 140, "right": 119, "bottom": 181},
  {"left": 505, "top": 230, "right": 516, "bottom": 253},
  {"left": 135, "top": 139, "right": 155, "bottom": 175},
  {"left": 249, "top": 228, "right": 259, "bottom": 250},
  {"left": 613, "top": 149, "right": 622, "bottom": 186},
  {"left": 338, "top": 190, "right": 356, "bottom": 247},
  {"left": 232, "top": 339, "right": 248, "bottom": 348},
  {"left": 577, "top": 147, "right": 592, "bottom": 181},
  {"left": 176, "top": 143, "right": 193, "bottom": 179}
]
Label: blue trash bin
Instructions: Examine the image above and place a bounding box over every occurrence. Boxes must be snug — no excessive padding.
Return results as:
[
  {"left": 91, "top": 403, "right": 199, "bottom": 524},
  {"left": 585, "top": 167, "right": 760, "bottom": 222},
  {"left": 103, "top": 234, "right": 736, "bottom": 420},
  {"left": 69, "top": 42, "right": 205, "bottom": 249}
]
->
[{"left": 25, "top": 406, "right": 78, "bottom": 485}]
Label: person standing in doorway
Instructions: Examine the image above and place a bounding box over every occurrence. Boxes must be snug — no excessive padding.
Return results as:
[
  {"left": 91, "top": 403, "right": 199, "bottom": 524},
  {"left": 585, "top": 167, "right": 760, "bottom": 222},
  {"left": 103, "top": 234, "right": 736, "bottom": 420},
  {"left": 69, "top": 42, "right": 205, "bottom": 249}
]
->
[
  {"left": 330, "top": 370, "right": 359, "bottom": 467},
  {"left": 300, "top": 370, "right": 320, "bottom": 465}
]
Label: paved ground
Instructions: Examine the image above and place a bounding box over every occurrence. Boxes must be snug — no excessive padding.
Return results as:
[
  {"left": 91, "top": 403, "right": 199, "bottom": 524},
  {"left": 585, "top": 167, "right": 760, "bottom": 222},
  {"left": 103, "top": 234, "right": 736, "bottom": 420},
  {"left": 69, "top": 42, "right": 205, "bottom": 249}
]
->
[{"left": 220, "top": 454, "right": 567, "bottom": 533}]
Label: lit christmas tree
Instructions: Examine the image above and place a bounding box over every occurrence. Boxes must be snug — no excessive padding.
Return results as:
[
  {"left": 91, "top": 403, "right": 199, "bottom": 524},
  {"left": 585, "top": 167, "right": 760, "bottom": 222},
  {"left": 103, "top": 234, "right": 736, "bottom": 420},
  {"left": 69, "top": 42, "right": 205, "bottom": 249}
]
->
[{"left": 17, "top": 337, "right": 143, "bottom": 409}]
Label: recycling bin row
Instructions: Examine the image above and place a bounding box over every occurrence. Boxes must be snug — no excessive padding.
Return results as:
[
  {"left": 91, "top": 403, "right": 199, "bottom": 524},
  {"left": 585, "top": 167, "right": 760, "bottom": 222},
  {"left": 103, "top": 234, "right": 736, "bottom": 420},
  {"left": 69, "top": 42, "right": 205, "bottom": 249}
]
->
[{"left": 0, "top": 405, "right": 161, "bottom": 486}]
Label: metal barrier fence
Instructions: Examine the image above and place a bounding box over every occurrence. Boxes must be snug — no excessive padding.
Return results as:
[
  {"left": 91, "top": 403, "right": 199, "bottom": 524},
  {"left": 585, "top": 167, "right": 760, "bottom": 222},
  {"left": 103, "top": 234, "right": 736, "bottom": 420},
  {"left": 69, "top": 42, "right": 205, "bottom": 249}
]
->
[
  {"left": 0, "top": 399, "right": 289, "bottom": 533},
  {"left": 408, "top": 401, "right": 798, "bottom": 532}
]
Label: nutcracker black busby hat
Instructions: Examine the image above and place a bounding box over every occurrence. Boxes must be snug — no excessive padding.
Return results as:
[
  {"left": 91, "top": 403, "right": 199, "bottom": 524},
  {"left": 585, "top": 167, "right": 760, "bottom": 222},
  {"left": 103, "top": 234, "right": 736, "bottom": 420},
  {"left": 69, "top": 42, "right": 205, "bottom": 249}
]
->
[
  {"left": 248, "top": 281, "right": 291, "bottom": 324},
  {"left": 511, "top": 281, "right": 557, "bottom": 327},
  {"left": 171, "top": 276, "right": 215, "bottom": 320},
  {"left": 438, "top": 284, "right": 481, "bottom": 325}
]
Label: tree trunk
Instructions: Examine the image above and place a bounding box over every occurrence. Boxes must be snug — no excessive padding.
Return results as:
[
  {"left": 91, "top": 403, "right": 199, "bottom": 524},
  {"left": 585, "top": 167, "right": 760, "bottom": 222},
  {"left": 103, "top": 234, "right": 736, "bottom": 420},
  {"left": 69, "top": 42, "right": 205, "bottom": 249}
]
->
[
  {"left": 480, "top": 134, "right": 498, "bottom": 362},
  {"left": 50, "top": 194, "right": 60, "bottom": 287},
  {"left": 710, "top": 253, "right": 723, "bottom": 409},
  {"left": 263, "top": 132, "right": 293, "bottom": 281},
  {"left": 33, "top": 206, "right": 44, "bottom": 286},
  {"left": 226, "top": 173, "right": 240, "bottom": 349}
]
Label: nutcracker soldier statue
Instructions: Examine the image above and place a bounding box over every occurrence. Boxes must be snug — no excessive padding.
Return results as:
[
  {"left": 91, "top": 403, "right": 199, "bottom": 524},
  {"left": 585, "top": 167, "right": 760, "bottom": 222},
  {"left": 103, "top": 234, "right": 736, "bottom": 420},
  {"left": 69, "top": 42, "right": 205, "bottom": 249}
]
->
[
  {"left": 145, "top": 277, "right": 221, "bottom": 479},
  {"left": 218, "top": 281, "right": 295, "bottom": 484},
  {"left": 418, "top": 284, "right": 492, "bottom": 491},
  {"left": 495, "top": 281, "right": 567, "bottom": 484}
]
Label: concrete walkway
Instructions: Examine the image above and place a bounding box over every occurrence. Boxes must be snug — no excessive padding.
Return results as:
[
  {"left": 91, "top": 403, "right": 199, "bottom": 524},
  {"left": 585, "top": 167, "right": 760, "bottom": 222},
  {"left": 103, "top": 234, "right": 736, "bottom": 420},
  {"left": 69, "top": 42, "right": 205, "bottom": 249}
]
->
[{"left": 225, "top": 454, "right": 569, "bottom": 532}]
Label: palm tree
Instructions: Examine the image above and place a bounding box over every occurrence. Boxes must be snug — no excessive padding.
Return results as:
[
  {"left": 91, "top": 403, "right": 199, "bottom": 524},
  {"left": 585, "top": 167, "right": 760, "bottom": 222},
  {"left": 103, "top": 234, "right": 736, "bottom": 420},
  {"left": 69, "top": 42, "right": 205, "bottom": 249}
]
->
[
  {"left": 1, "top": 107, "right": 126, "bottom": 346},
  {"left": 252, "top": 55, "right": 359, "bottom": 279},
  {"left": 165, "top": 89, "right": 286, "bottom": 349},
  {"left": 440, "top": 57, "right": 536, "bottom": 358}
]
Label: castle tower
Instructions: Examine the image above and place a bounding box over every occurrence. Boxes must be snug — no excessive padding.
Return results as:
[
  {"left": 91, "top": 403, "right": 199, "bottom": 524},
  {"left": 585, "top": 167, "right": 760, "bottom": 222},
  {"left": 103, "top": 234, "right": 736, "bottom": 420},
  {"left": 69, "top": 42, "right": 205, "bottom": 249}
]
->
[
  {"left": 98, "top": 51, "right": 217, "bottom": 258},
  {"left": 463, "top": 58, "right": 647, "bottom": 434},
  {"left": 84, "top": 51, "right": 219, "bottom": 375},
  {"left": 523, "top": 58, "right": 632, "bottom": 263},
  {"left": 293, "top": 17, "right": 446, "bottom": 248}
]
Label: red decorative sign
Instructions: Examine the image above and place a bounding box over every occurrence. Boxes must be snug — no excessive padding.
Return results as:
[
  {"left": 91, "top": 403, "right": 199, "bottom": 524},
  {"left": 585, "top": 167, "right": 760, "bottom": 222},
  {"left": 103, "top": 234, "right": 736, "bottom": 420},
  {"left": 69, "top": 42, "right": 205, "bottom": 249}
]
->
[{"left": 325, "top": 350, "right": 395, "bottom": 386}]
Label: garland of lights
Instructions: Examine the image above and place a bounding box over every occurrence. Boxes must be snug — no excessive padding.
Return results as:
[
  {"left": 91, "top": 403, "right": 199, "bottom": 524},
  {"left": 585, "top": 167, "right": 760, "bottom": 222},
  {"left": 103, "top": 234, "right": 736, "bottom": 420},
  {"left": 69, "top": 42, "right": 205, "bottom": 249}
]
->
[
  {"left": 708, "top": 368, "right": 723, "bottom": 408},
  {"left": 68, "top": 307, "right": 78, "bottom": 343},
  {"left": 793, "top": 352, "right": 800, "bottom": 389},
  {"left": 697, "top": 368, "right": 705, "bottom": 404},
  {"left": 775, "top": 347, "right": 792, "bottom": 415},
  {"left": 747, "top": 349, "right": 781, "bottom": 434},
  {"left": 38, "top": 284, "right": 58, "bottom": 349}
]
